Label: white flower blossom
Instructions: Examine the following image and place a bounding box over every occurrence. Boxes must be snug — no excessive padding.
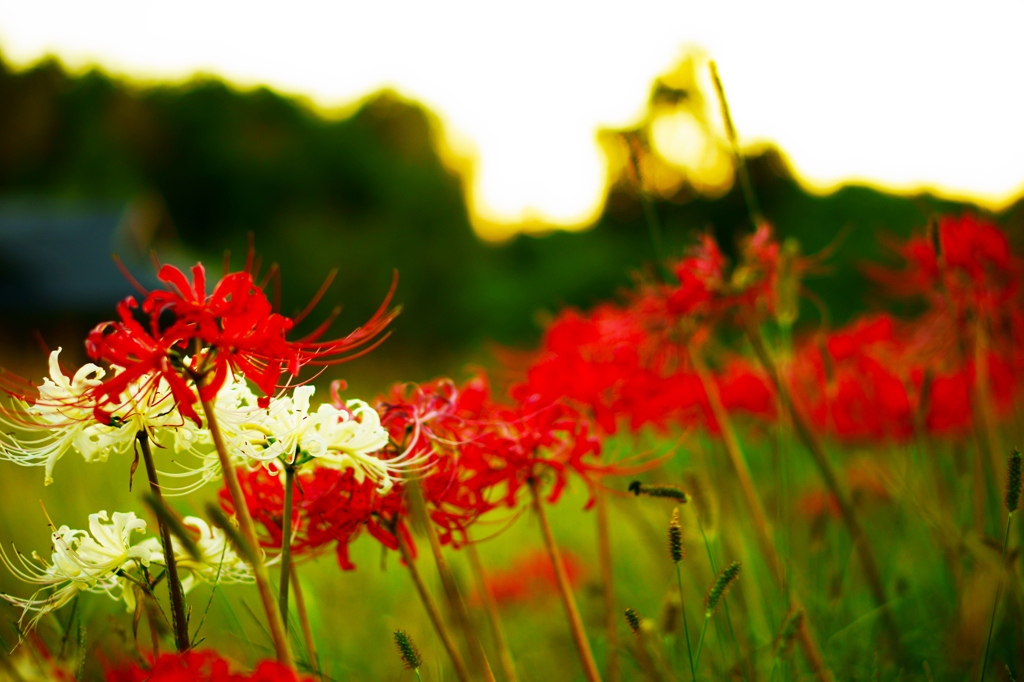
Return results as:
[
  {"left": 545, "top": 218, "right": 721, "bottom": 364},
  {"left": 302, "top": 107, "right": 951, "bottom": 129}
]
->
[
  {"left": 0, "top": 511, "right": 153, "bottom": 631},
  {"left": 0, "top": 349, "right": 202, "bottom": 485}
]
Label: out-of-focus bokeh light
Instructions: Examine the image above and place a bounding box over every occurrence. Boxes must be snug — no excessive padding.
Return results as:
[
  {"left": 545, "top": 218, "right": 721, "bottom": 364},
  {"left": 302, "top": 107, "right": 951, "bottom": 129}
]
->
[{"left": 1, "top": 0, "right": 1022, "bottom": 241}]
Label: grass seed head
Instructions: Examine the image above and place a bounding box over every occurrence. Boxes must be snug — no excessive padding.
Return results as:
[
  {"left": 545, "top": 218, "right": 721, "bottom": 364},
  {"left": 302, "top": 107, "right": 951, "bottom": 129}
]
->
[
  {"left": 668, "top": 507, "right": 684, "bottom": 563},
  {"left": 394, "top": 630, "right": 422, "bottom": 670},
  {"left": 624, "top": 607, "right": 641, "bottom": 635},
  {"left": 629, "top": 481, "right": 689, "bottom": 503},
  {"left": 705, "top": 561, "right": 741, "bottom": 616},
  {"left": 1006, "top": 448, "right": 1022, "bottom": 513}
]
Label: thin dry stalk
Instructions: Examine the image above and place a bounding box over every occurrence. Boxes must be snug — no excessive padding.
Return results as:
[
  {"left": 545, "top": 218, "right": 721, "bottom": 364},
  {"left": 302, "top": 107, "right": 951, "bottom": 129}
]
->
[
  {"left": 528, "top": 477, "right": 603, "bottom": 682},
  {"left": 393, "top": 518, "right": 472, "bottom": 682}
]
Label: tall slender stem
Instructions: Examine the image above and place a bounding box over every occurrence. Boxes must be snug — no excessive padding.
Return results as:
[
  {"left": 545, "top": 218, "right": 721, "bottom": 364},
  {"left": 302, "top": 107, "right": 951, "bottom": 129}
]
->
[
  {"left": 136, "top": 430, "right": 190, "bottom": 653},
  {"left": 674, "top": 563, "right": 695, "bottom": 682},
  {"left": 466, "top": 540, "right": 519, "bottom": 682},
  {"left": 279, "top": 464, "right": 296, "bottom": 629},
  {"left": 595, "top": 487, "right": 620, "bottom": 682},
  {"left": 688, "top": 344, "right": 834, "bottom": 682},
  {"left": 392, "top": 518, "right": 471, "bottom": 682},
  {"left": 528, "top": 477, "right": 603, "bottom": 682},
  {"left": 980, "top": 512, "right": 1014, "bottom": 681},
  {"left": 408, "top": 482, "right": 495, "bottom": 682},
  {"left": 742, "top": 316, "right": 900, "bottom": 650},
  {"left": 197, "top": 394, "right": 294, "bottom": 668}
]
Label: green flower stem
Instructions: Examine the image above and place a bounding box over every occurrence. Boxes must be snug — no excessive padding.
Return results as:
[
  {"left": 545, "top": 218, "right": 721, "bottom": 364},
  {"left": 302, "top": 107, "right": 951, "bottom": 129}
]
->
[
  {"left": 279, "top": 463, "right": 296, "bottom": 630},
  {"left": 529, "top": 476, "right": 603, "bottom": 682},
  {"left": 136, "top": 430, "right": 190, "bottom": 653},
  {"left": 198, "top": 394, "right": 294, "bottom": 668},
  {"left": 674, "top": 562, "right": 696, "bottom": 682},
  {"left": 980, "top": 511, "right": 1014, "bottom": 681}
]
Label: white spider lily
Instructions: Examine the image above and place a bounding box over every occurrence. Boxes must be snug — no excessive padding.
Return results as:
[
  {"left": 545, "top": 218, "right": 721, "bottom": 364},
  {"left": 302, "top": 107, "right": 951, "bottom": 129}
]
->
[
  {"left": 212, "top": 385, "right": 399, "bottom": 491},
  {"left": 139, "top": 516, "right": 253, "bottom": 593},
  {"left": 0, "top": 349, "right": 202, "bottom": 485},
  {"left": 0, "top": 511, "right": 153, "bottom": 632}
]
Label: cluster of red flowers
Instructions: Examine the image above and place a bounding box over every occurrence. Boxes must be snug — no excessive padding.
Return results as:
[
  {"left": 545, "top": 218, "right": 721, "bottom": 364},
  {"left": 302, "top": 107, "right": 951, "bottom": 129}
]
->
[
  {"left": 84, "top": 261, "right": 396, "bottom": 425},
  {"left": 225, "top": 374, "right": 620, "bottom": 568},
  {"left": 106, "top": 650, "right": 314, "bottom": 682},
  {"left": 518, "top": 215, "right": 1023, "bottom": 443}
]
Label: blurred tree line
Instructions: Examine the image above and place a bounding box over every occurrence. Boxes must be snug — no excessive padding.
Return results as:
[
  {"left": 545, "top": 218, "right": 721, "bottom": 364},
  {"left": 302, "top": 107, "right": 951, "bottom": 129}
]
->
[{"left": 0, "top": 52, "right": 1020, "bottom": 388}]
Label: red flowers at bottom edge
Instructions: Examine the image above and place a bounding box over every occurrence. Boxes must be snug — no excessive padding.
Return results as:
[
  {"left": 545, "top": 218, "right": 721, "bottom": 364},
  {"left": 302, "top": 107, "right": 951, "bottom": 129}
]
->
[{"left": 106, "top": 650, "right": 315, "bottom": 682}]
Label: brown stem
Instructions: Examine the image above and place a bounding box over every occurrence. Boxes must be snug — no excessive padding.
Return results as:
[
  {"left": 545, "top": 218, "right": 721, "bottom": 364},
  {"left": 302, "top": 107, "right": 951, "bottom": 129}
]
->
[
  {"left": 408, "top": 482, "right": 496, "bottom": 682},
  {"left": 466, "top": 539, "right": 520, "bottom": 682},
  {"left": 279, "top": 464, "right": 296, "bottom": 629},
  {"left": 742, "top": 315, "right": 900, "bottom": 650},
  {"left": 595, "top": 487, "right": 620, "bottom": 682},
  {"left": 290, "top": 568, "right": 321, "bottom": 678},
  {"left": 529, "top": 476, "right": 602, "bottom": 682},
  {"left": 137, "top": 430, "right": 191, "bottom": 652},
  {"left": 393, "top": 517, "right": 472, "bottom": 682},
  {"left": 688, "top": 345, "right": 834, "bottom": 682},
  {"left": 197, "top": 394, "right": 294, "bottom": 667}
]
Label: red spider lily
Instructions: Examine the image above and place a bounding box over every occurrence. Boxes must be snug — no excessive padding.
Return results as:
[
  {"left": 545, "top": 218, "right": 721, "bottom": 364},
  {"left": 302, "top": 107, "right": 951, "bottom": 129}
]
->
[
  {"left": 658, "top": 223, "right": 782, "bottom": 321},
  {"left": 220, "top": 466, "right": 407, "bottom": 571},
  {"left": 106, "top": 650, "right": 315, "bottom": 682},
  {"left": 85, "top": 261, "right": 397, "bottom": 425},
  {"left": 870, "top": 214, "right": 1020, "bottom": 311}
]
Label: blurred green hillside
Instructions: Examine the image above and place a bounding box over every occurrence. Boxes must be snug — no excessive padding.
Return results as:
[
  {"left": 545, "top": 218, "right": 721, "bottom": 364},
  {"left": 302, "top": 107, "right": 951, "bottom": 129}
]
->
[{"left": 1, "top": 53, "right": 1021, "bottom": 392}]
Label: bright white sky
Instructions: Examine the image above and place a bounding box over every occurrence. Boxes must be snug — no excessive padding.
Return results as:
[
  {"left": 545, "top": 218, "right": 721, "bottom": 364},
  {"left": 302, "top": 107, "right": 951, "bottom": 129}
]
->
[{"left": 1, "top": 0, "right": 1022, "bottom": 241}]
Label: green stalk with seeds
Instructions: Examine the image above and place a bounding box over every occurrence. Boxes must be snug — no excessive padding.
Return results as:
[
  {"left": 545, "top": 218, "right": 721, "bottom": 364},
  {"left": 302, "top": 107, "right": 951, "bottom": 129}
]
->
[
  {"left": 693, "top": 561, "right": 741, "bottom": 671},
  {"left": 980, "top": 447, "right": 1021, "bottom": 681},
  {"left": 394, "top": 630, "right": 424, "bottom": 682},
  {"left": 668, "top": 508, "right": 696, "bottom": 682}
]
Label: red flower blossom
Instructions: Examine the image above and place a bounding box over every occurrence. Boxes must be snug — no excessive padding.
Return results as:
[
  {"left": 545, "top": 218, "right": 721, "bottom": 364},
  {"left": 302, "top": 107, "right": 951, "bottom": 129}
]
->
[
  {"left": 86, "top": 261, "right": 397, "bottom": 425},
  {"left": 106, "top": 650, "right": 314, "bottom": 682},
  {"left": 221, "top": 465, "right": 407, "bottom": 571}
]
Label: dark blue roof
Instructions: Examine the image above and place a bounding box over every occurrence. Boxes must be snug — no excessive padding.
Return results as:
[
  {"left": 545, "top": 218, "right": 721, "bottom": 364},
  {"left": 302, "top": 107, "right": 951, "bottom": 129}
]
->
[{"left": 0, "top": 202, "right": 166, "bottom": 313}]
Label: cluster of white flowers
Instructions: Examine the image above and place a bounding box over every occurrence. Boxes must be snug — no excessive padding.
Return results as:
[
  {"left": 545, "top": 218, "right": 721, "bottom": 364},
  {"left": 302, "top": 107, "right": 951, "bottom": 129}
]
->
[
  {"left": 0, "top": 511, "right": 251, "bottom": 633},
  {"left": 0, "top": 349, "right": 409, "bottom": 634},
  {"left": 212, "top": 382, "right": 397, "bottom": 490},
  {"left": 0, "top": 349, "right": 201, "bottom": 485},
  {"left": 1, "top": 349, "right": 404, "bottom": 491}
]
